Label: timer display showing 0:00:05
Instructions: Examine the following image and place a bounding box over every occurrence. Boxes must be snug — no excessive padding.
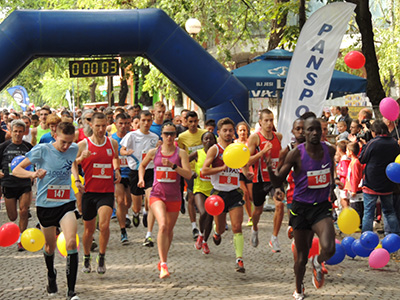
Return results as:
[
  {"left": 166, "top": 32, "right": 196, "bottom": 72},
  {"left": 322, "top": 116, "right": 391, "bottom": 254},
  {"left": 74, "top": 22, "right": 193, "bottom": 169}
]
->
[{"left": 69, "top": 59, "right": 119, "bottom": 77}]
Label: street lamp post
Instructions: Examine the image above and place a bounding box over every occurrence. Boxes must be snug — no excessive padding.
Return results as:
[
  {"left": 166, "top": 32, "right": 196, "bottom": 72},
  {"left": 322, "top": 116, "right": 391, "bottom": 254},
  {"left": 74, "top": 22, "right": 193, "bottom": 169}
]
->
[{"left": 185, "top": 18, "right": 202, "bottom": 37}]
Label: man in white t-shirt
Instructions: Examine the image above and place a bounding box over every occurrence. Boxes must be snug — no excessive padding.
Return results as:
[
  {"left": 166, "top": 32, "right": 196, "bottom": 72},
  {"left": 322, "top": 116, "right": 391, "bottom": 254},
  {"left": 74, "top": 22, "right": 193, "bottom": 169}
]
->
[{"left": 120, "top": 110, "right": 159, "bottom": 247}]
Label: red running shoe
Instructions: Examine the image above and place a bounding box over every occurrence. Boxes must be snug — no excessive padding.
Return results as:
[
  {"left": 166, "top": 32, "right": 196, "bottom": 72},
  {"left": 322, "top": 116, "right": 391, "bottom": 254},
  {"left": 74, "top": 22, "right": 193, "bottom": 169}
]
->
[
  {"left": 202, "top": 242, "right": 210, "bottom": 254},
  {"left": 312, "top": 256, "right": 324, "bottom": 289},
  {"left": 195, "top": 235, "right": 203, "bottom": 250}
]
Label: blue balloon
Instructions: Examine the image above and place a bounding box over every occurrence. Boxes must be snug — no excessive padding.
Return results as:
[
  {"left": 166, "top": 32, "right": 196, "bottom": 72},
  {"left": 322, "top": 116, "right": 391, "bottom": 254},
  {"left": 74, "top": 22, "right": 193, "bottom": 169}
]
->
[
  {"left": 341, "top": 236, "right": 356, "bottom": 258},
  {"left": 386, "top": 162, "right": 400, "bottom": 183},
  {"left": 352, "top": 239, "right": 373, "bottom": 257},
  {"left": 360, "top": 231, "right": 380, "bottom": 250},
  {"left": 382, "top": 233, "right": 400, "bottom": 253},
  {"left": 326, "top": 242, "right": 346, "bottom": 265},
  {"left": 10, "top": 155, "right": 31, "bottom": 171}
]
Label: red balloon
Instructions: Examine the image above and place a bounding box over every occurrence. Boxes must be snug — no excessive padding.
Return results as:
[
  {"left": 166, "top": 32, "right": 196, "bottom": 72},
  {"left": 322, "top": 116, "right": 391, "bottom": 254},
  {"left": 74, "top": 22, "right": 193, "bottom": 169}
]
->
[
  {"left": 205, "top": 195, "right": 225, "bottom": 216},
  {"left": 0, "top": 222, "right": 21, "bottom": 247},
  {"left": 308, "top": 237, "right": 320, "bottom": 258},
  {"left": 344, "top": 51, "right": 365, "bottom": 69}
]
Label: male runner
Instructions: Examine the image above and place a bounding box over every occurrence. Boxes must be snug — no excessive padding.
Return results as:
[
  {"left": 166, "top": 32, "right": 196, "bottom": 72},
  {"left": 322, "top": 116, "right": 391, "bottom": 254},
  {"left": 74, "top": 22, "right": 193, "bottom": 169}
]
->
[
  {"left": 268, "top": 117, "right": 336, "bottom": 299},
  {"left": 77, "top": 112, "right": 121, "bottom": 275},
  {"left": 178, "top": 111, "right": 207, "bottom": 240},
  {"left": 202, "top": 117, "right": 249, "bottom": 273},
  {"left": 247, "top": 108, "right": 283, "bottom": 252},
  {"left": 111, "top": 112, "right": 132, "bottom": 245},
  {"left": 0, "top": 120, "right": 33, "bottom": 251},
  {"left": 150, "top": 101, "right": 166, "bottom": 138},
  {"left": 13, "top": 122, "right": 81, "bottom": 300},
  {"left": 31, "top": 106, "right": 51, "bottom": 145},
  {"left": 120, "top": 110, "right": 159, "bottom": 246}
]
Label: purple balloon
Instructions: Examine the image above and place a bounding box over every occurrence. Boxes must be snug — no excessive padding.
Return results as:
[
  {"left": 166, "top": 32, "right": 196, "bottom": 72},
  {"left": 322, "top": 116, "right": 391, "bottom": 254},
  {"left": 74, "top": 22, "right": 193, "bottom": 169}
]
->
[{"left": 380, "top": 97, "right": 400, "bottom": 121}]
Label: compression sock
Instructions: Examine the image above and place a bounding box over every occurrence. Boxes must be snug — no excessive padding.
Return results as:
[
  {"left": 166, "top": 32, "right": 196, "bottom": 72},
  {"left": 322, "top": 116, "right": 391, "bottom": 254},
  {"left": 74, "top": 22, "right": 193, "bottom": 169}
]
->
[
  {"left": 66, "top": 249, "right": 78, "bottom": 294},
  {"left": 233, "top": 233, "right": 244, "bottom": 258},
  {"left": 44, "top": 251, "right": 56, "bottom": 278},
  {"left": 121, "top": 228, "right": 126, "bottom": 235}
]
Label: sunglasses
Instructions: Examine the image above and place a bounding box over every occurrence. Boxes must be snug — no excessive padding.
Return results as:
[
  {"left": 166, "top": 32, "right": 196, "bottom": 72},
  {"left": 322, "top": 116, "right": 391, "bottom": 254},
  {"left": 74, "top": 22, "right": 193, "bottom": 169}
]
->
[{"left": 162, "top": 131, "right": 176, "bottom": 136}]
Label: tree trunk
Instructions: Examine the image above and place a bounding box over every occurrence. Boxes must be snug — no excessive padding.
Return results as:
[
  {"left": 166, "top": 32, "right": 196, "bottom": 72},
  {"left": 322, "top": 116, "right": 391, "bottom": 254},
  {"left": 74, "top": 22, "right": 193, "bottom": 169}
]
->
[
  {"left": 118, "top": 78, "right": 128, "bottom": 106},
  {"left": 89, "top": 80, "right": 97, "bottom": 102},
  {"left": 107, "top": 76, "right": 114, "bottom": 107},
  {"left": 348, "top": 0, "right": 385, "bottom": 116},
  {"left": 267, "top": 0, "right": 289, "bottom": 51},
  {"left": 299, "top": 0, "right": 306, "bottom": 30}
]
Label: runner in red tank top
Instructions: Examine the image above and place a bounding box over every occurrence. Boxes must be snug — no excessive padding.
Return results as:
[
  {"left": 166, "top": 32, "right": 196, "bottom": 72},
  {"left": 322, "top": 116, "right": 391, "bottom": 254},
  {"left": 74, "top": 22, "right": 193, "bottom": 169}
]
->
[
  {"left": 247, "top": 108, "right": 283, "bottom": 252},
  {"left": 76, "top": 112, "right": 121, "bottom": 275}
]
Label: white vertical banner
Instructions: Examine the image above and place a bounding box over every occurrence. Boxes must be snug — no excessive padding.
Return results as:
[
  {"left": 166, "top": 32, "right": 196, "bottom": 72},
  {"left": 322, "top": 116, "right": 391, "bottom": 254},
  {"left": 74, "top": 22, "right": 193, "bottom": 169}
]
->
[{"left": 277, "top": 2, "right": 356, "bottom": 147}]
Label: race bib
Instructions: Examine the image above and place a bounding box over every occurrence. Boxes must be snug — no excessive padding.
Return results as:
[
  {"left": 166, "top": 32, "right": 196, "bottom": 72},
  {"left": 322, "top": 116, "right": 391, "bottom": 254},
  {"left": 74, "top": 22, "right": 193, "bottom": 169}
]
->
[
  {"left": 307, "top": 168, "right": 330, "bottom": 189},
  {"left": 93, "top": 163, "right": 113, "bottom": 179},
  {"left": 263, "top": 158, "right": 279, "bottom": 172},
  {"left": 47, "top": 185, "right": 70, "bottom": 201},
  {"left": 119, "top": 156, "right": 128, "bottom": 168},
  {"left": 199, "top": 168, "right": 211, "bottom": 182},
  {"left": 188, "top": 144, "right": 203, "bottom": 154},
  {"left": 156, "top": 166, "right": 177, "bottom": 183},
  {"left": 142, "top": 150, "right": 149, "bottom": 161},
  {"left": 218, "top": 171, "right": 239, "bottom": 186}
]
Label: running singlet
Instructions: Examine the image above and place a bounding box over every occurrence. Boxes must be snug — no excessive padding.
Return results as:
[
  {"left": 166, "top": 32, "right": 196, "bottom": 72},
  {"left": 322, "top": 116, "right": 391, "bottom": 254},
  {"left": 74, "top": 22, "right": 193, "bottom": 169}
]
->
[
  {"left": 0, "top": 140, "right": 33, "bottom": 188},
  {"left": 210, "top": 143, "right": 240, "bottom": 192},
  {"left": 253, "top": 131, "right": 281, "bottom": 183},
  {"left": 80, "top": 137, "right": 115, "bottom": 193},
  {"left": 193, "top": 148, "right": 213, "bottom": 197},
  {"left": 178, "top": 129, "right": 207, "bottom": 171},
  {"left": 36, "top": 125, "right": 51, "bottom": 143},
  {"left": 292, "top": 142, "right": 331, "bottom": 204},
  {"left": 150, "top": 147, "right": 182, "bottom": 202},
  {"left": 77, "top": 128, "right": 87, "bottom": 142},
  {"left": 111, "top": 133, "right": 130, "bottom": 178},
  {"left": 120, "top": 130, "right": 159, "bottom": 170},
  {"left": 26, "top": 143, "right": 78, "bottom": 208}
]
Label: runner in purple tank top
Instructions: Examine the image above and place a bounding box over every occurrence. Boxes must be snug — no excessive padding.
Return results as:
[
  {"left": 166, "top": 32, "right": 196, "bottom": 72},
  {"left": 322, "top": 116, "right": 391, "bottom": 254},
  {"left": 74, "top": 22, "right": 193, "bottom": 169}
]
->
[
  {"left": 138, "top": 122, "right": 192, "bottom": 279},
  {"left": 267, "top": 117, "right": 336, "bottom": 300}
]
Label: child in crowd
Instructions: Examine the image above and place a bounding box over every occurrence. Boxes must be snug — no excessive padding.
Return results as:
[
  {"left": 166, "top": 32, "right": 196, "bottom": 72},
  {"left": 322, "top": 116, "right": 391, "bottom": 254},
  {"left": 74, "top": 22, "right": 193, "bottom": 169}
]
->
[
  {"left": 336, "top": 121, "right": 349, "bottom": 142},
  {"left": 344, "top": 142, "right": 364, "bottom": 225},
  {"left": 335, "top": 140, "right": 350, "bottom": 210},
  {"left": 204, "top": 119, "right": 216, "bottom": 133}
]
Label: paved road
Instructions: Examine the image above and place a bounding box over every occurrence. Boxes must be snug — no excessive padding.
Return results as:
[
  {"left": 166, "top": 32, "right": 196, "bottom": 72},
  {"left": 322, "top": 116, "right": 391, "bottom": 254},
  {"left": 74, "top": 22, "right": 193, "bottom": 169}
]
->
[{"left": 0, "top": 201, "right": 399, "bottom": 300}]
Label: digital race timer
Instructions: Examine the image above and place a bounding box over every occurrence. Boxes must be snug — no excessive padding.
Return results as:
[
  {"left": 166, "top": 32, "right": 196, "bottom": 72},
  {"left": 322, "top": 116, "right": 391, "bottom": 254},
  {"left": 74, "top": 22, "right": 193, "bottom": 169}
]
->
[{"left": 69, "top": 59, "right": 119, "bottom": 78}]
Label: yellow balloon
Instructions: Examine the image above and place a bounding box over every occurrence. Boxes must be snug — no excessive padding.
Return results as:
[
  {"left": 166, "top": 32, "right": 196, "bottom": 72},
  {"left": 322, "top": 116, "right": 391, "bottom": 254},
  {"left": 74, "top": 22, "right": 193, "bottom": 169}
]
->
[
  {"left": 57, "top": 232, "right": 80, "bottom": 257},
  {"left": 223, "top": 143, "right": 250, "bottom": 169},
  {"left": 71, "top": 174, "right": 84, "bottom": 194},
  {"left": 21, "top": 228, "right": 45, "bottom": 252},
  {"left": 375, "top": 243, "right": 382, "bottom": 249},
  {"left": 337, "top": 208, "right": 361, "bottom": 234},
  {"left": 395, "top": 154, "right": 400, "bottom": 164}
]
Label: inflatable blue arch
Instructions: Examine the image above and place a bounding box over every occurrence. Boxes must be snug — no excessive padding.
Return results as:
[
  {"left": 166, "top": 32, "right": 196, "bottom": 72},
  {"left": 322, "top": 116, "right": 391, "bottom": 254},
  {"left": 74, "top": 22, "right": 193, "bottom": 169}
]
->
[{"left": 0, "top": 8, "right": 249, "bottom": 123}]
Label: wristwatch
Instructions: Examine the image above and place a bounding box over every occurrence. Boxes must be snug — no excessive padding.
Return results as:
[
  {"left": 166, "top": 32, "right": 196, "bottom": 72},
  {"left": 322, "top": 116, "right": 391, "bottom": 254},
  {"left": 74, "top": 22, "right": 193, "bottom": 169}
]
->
[{"left": 172, "top": 164, "right": 177, "bottom": 170}]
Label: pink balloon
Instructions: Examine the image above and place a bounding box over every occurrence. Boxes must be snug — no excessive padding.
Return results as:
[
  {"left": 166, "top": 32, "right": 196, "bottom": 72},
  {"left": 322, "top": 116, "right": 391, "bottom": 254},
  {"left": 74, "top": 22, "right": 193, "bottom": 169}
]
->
[
  {"left": 380, "top": 97, "right": 400, "bottom": 121},
  {"left": 368, "top": 248, "right": 390, "bottom": 269}
]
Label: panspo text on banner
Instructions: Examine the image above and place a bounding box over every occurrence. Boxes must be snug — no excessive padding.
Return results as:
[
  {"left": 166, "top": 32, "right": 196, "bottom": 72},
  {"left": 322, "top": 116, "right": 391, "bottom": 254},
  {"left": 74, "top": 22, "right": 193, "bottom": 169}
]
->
[{"left": 277, "top": 2, "right": 356, "bottom": 147}]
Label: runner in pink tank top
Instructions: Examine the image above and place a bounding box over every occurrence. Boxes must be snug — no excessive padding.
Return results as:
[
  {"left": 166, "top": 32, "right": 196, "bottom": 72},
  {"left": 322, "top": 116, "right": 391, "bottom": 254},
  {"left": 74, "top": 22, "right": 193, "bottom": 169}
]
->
[{"left": 138, "top": 122, "right": 191, "bottom": 279}]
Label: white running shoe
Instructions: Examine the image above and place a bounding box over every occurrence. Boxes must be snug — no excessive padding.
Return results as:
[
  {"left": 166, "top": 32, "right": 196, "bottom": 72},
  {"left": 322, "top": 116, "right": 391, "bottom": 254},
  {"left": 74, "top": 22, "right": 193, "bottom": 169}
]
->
[
  {"left": 251, "top": 229, "right": 259, "bottom": 247},
  {"left": 269, "top": 235, "right": 281, "bottom": 253}
]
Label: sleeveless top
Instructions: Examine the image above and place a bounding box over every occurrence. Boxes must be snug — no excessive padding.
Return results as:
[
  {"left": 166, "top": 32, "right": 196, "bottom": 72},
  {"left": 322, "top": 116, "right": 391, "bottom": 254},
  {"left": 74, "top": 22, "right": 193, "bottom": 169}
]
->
[
  {"left": 210, "top": 143, "right": 240, "bottom": 192},
  {"left": 150, "top": 146, "right": 182, "bottom": 202},
  {"left": 286, "top": 143, "right": 295, "bottom": 204},
  {"left": 193, "top": 148, "right": 213, "bottom": 196},
  {"left": 81, "top": 137, "right": 115, "bottom": 193},
  {"left": 292, "top": 142, "right": 331, "bottom": 204},
  {"left": 36, "top": 125, "right": 51, "bottom": 143},
  {"left": 253, "top": 131, "right": 281, "bottom": 183}
]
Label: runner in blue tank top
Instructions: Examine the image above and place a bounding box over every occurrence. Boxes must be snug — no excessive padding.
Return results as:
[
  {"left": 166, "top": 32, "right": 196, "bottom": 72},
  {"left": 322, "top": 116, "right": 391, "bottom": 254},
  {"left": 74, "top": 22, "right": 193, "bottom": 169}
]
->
[{"left": 267, "top": 117, "right": 336, "bottom": 300}]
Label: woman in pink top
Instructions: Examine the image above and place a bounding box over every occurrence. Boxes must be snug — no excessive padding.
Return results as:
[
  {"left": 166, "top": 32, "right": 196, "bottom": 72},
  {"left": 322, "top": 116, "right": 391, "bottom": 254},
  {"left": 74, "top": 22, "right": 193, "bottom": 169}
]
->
[{"left": 138, "top": 122, "right": 191, "bottom": 279}]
